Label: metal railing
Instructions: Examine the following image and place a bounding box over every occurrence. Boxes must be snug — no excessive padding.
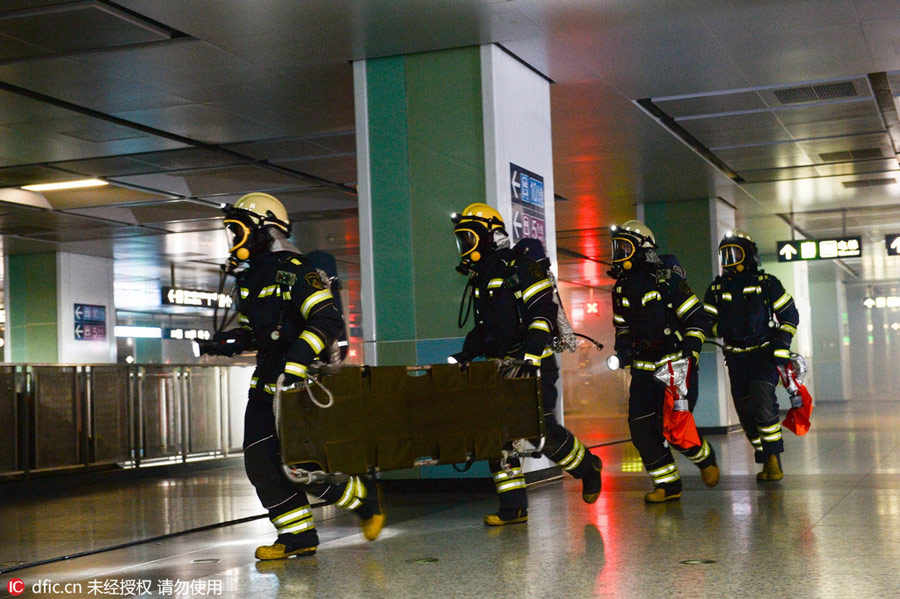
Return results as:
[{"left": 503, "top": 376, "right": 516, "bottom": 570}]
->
[{"left": 0, "top": 364, "right": 254, "bottom": 479}]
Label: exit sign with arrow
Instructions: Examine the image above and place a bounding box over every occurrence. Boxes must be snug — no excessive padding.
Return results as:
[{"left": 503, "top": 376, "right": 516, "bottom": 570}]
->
[
  {"left": 886, "top": 234, "right": 900, "bottom": 256},
  {"left": 776, "top": 237, "right": 862, "bottom": 262}
]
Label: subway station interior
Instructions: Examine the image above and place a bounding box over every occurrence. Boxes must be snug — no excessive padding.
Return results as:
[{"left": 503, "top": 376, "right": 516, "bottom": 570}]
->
[{"left": 1, "top": 1, "right": 900, "bottom": 598}]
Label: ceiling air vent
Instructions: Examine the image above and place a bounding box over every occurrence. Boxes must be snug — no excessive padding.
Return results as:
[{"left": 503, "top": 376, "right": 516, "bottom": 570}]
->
[
  {"left": 819, "top": 148, "right": 884, "bottom": 162},
  {"left": 842, "top": 178, "right": 896, "bottom": 188},
  {"left": 773, "top": 81, "right": 857, "bottom": 105}
]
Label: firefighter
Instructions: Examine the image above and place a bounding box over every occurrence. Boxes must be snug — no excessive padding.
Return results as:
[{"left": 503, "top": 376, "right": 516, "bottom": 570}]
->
[
  {"left": 703, "top": 230, "right": 800, "bottom": 481},
  {"left": 609, "top": 220, "right": 720, "bottom": 503},
  {"left": 450, "top": 203, "right": 603, "bottom": 526},
  {"left": 200, "top": 192, "right": 384, "bottom": 559}
]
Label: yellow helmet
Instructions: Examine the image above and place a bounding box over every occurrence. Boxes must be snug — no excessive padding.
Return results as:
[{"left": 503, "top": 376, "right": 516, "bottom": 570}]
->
[
  {"left": 610, "top": 220, "right": 656, "bottom": 271},
  {"left": 223, "top": 192, "right": 290, "bottom": 262},
  {"left": 451, "top": 202, "right": 507, "bottom": 264}
]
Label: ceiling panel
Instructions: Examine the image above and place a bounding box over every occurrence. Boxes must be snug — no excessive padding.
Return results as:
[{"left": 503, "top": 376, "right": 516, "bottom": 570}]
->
[
  {"left": 0, "top": 164, "right": 79, "bottom": 187},
  {"left": 112, "top": 104, "right": 281, "bottom": 146},
  {"left": 124, "top": 148, "right": 240, "bottom": 171},
  {"left": 0, "top": 4, "right": 169, "bottom": 53},
  {"left": 170, "top": 165, "right": 323, "bottom": 198},
  {"left": 714, "top": 143, "right": 814, "bottom": 171},
  {"left": 782, "top": 116, "right": 887, "bottom": 139},
  {"left": 274, "top": 155, "right": 358, "bottom": 186},
  {"left": 75, "top": 39, "right": 266, "bottom": 104},
  {"left": 740, "top": 165, "right": 824, "bottom": 183},
  {"left": 223, "top": 138, "right": 346, "bottom": 162},
  {"left": 772, "top": 98, "right": 879, "bottom": 126},
  {"left": 126, "top": 201, "right": 225, "bottom": 225},
  {"left": 654, "top": 90, "right": 768, "bottom": 118},
  {"left": 794, "top": 132, "right": 893, "bottom": 158},
  {"left": 41, "top": 185, "right": 171, "bottom": 210},
  {"left": 678, "top": 111, "right": 789, "bottom": 148},
  {"left": 0, "top": 58, "right": 193, "bottom": 114},
  {"left": 813, "top": 158, "right": 900, "bottom": 177}
]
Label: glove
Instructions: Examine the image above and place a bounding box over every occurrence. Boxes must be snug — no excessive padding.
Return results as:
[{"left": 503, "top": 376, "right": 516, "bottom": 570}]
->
[
  {"left": 198, "top": 330, "right": 245, "bottom": 357},
  {"left": 522, "top": 353, "right": 542, "bottom": 368},
  {"left": 772, "top": 346, "right": 791, "bottom": 365},
  {"left": 282, "top": 362, "right": 308, "bottom": 390},
  {"left": 447, "top": 351, "right": 470, "bottom": 370}
]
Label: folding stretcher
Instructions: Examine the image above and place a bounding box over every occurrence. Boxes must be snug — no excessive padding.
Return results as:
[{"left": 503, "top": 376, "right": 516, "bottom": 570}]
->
[{"left": 275, "top": 360, "right": 545, "bottom": 484}]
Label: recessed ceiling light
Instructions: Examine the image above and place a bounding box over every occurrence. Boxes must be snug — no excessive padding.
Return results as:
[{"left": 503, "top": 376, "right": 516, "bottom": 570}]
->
[{"left": 21, "top": 179, "right": 109, "bottom": 192}]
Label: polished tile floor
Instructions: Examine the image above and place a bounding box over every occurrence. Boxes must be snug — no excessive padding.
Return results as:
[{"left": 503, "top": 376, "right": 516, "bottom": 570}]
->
[{"left": 2, "top": 400, "right": 900, "bottom": 598}]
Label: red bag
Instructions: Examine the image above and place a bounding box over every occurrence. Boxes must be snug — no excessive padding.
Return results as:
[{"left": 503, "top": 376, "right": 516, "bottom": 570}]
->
[
  {"left": 660, "top": 359, "right": 702, "bottom": 449},
  {"left": 782, "top": 384, "right": 813, "bottom": 436}
]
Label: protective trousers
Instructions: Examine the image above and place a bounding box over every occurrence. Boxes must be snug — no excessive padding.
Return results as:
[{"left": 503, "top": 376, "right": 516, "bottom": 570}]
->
[
  {"left": 489, "top": 356, "right": 596, "bottom": 516},
  {"left": 725, "top": 349, "right": 783, "bottom": 458},
  {"left": 243, "top": 385, "right": 376, "bottom": 547},
  {"left": 627, "top": 368, "right": 715, "bottom": 491}
]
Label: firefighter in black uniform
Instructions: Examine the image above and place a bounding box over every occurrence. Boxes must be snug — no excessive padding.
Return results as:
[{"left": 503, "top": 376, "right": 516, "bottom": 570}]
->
[
  {"left": 609, "top": 220, "right": 719, "bottom": 503},
  {"left": 200, "top": 192, "right": 384, "bottom": 559},
  {"left": 703, "top": 230, "right": 800, "bottom": 481},
  {"left": 450, "top": 203, "right": 603, "bottom": 526}
]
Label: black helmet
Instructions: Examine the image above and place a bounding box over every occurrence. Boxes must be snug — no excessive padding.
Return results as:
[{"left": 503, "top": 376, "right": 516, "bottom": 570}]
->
[
  {"left": 718, "top": 230, "right": 757, "bottom": 273},
  {"left": 451, "top": 203, "right": 508, "bottom": 272},
  {"left": 610, "top": 220, "right": 656, "bottom": 272}
]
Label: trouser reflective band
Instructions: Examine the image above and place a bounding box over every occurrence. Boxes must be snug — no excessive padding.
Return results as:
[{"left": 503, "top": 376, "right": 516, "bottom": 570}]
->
[
  {"left": 647, "top": 463, "right": 680, "bottom": 484},
  {"left": 493, "top": 467, "right": 526, "bottom": 493},
  {"left": 750, "top": 437, "right": 762, "bottom": 450},
  {"left": 685, "top": 439, "right": 711, "bottom": 464},
  {"left": 556, "top": 438, "right": 586, "bottom": 472},
  {"left": 335, "top": 476, "right": 367, "bottom": 510},
  {"left": 271, "top": 505, "right": 315, "bottom": 534},
  {"left": 758, "top": 422, "right": 782, "bottom": 442}
]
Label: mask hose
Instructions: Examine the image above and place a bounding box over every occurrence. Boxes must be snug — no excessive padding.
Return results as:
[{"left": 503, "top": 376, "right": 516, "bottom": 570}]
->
[{"left": 458, "top": 276, "right": 475, "bottom": 329}]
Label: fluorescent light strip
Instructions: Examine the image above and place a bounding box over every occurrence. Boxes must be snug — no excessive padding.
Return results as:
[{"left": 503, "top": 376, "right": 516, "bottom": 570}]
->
[
  {"left": 22, "top": 179, "right": 109, "bottom": 192},
  {"left": 115, "top": 326, "right": 162, "bottom": 339}
]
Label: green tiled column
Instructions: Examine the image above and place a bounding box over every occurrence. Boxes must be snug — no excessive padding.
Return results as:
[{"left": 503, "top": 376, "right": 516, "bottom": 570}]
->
[
  {"left": 8, "top": 253, "right": 59, "bottom": 363},
  {"left": 358, "top": 48, "right": 486, "bottom": 366}
]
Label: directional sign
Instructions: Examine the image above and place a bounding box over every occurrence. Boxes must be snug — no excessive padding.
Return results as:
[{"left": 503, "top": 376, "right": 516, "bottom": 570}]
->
[
  {"left": 509, "top": 163, "right": 546, "bottom": 245},
  {"left": 74, "top": 303, "right": 106, "bottom": 324},
  {"left": 886, "top": 235, "right": 900, "bottom": 256},
  {"left": 74, "top": 303, "right": 106, "bottom": 340},
  {"left": 161, "top": 286, "right": 232, "bottom": 309},
  {"left": 75, "top": 323, "right": 106, "bottom": 341},
  {"left": 777, "top": 237, "right": 862, "bottom": 262}
]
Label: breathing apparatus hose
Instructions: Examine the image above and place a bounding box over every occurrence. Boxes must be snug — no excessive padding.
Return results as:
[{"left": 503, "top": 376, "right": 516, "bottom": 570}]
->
[{"left": 457, "top": 276, "right": 475, "bottom": 329}]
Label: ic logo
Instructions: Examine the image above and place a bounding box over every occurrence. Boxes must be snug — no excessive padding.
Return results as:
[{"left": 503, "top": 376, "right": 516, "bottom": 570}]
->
[{"left": 7, "top": 578, "right": 25, "bottom": 595}]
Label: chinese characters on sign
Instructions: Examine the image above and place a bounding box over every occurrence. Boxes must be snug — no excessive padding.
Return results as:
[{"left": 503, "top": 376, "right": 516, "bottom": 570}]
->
[
  {"left": 74, "top": 303, "right": 107, "bottom": 341},
  {"left": 161, "top": 286, "right": 233, "bottom": 309},
  {"left": 509, "top": 163, "right": 546, "bottom": 245},
  {"left": 776, "top": 237, "right": 862, "bottom": 262}
]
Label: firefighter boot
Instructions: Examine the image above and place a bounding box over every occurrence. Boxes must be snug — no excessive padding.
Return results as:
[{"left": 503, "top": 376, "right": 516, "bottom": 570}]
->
[
  {"left": 581, "top": 453, "right": 603, "bottom": 504},
  {"left": 255, "top": 534, "right": 317, "bottom": 560},
  {"left": 644, "top": 481, "right": 682, "bottom": 503},
  {"left": 484, "top": 508, "right": 528, "bottom": 526},
  {"left": 358, "top": 483, "right": 386, "bottom": 541},
  {"left": 757, "top": 454, "right": 784, "bottom": 481},
  {"left": 700, "top": 445, "right": 720, "bottom": 488}
]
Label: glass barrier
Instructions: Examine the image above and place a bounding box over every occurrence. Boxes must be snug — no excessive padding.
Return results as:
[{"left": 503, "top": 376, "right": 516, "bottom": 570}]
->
[{"left": 0, "top": 364, "right": 254, "bottom": 479}]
